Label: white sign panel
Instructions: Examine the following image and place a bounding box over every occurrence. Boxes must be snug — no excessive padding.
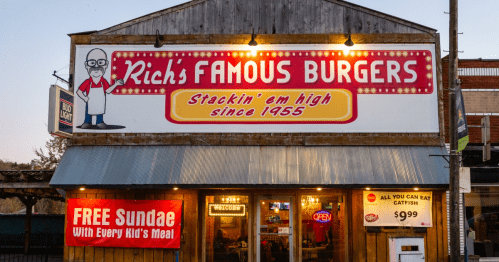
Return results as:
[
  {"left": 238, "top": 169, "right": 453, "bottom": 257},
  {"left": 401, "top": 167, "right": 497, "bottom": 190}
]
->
[
  {"left": 460, "top": 167, "right": 471, "bottom": 193},
  {"left": 363, "top": 191, "right": 433, "bottom": 227},
  {"left": 278, "top": 227, "right": 290, "bottom": 234},
  {"left": 73, "top": 44, "right": 439, "bottom": 133}
]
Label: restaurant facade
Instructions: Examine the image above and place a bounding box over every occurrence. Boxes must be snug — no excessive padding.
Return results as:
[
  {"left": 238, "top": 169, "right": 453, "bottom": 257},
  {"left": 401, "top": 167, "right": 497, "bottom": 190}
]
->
[{"left": 50, "top": 0, "right": 450, "bottom": 261}]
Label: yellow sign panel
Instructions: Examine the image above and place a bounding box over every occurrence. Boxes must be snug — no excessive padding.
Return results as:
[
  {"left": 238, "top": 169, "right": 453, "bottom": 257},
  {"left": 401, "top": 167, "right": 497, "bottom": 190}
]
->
[{"left": 168, "top": 89, "right": 355, "bottom": 124}]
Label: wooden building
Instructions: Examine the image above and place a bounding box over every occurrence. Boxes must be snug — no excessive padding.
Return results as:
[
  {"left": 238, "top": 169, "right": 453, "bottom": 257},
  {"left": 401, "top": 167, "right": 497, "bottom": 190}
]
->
[
  {"left": 50, "top": 0, "right": 450, "bottom": 261},
  {"left": 442, "top": 57, "right": 499, "bottom": 258}
]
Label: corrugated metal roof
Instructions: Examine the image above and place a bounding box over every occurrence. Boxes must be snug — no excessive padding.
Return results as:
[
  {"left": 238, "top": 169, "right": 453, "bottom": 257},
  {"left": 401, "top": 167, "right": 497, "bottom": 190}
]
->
[{"left": 50, "top": 146, "right": 449, "bottom": 188}]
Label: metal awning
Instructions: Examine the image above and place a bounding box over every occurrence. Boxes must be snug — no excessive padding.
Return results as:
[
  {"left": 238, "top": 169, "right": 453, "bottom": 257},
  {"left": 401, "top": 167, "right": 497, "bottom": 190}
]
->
[{"left": 50, "top": 146, "right": 449, "bottom": 188}]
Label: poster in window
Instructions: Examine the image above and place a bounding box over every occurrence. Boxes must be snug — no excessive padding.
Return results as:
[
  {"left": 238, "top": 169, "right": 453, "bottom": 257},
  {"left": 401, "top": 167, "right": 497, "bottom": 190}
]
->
[{"left": 220, "top": 217, "right": 235, "bottom": 228}]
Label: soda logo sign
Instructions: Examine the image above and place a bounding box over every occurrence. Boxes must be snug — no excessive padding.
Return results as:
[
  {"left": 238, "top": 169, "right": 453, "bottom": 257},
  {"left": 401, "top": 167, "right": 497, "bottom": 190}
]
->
[
  {"left": 365, "top": 213, "right": 379, "bottom": 223},
  {"left": 367, "top": 193, "right": 376, "bottom": 202},
  {"left": 312, "top": 210, "right": 332, "bottom": 223}
]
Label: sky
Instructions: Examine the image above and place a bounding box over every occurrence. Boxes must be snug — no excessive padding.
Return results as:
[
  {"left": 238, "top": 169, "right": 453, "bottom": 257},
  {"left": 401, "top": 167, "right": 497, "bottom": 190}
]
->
[{"left": 0, "top": 0, "right": 497, "bottom": 164}]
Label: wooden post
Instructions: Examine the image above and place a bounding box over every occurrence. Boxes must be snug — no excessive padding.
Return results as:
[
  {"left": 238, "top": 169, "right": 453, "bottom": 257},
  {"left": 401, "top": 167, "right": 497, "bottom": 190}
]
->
[
  {"left": 448, "top": 0, "right": 460, "bottom": 261},
  {"left": 18, "top": 196, "right": 37, "bottom": 254}
]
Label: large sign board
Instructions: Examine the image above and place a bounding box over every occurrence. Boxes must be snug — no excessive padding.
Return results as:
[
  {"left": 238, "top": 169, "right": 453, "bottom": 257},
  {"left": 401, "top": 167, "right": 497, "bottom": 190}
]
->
[
  {"left": 363, "top": 191, "right": 432, "bottom": 227},
  {"left": 66, "top": 199, "right": 182, "bottom": 248},
  {"left": 73, "top": 44, "right": 438, "bottom": 133},
  {"left": 48, "top": 85, "right": 73, "bottom": 137}
]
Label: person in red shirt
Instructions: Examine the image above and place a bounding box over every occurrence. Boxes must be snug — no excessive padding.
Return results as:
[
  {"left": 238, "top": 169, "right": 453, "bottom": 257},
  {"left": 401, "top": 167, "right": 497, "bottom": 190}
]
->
[{"left": 76, "top": 48, "right": 123, "bottom": 129}]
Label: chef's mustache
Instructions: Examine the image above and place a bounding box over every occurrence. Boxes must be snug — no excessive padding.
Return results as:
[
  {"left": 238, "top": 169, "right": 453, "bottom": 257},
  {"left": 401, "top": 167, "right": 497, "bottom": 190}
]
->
[{"left": 88, "top": 66, "right": 105, "bottom": 74}]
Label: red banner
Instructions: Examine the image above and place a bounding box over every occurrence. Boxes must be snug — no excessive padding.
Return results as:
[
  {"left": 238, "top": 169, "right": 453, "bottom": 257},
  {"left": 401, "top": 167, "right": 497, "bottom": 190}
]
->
[{"left": 66, "top": 199, "right": 182, "bottom": 248}]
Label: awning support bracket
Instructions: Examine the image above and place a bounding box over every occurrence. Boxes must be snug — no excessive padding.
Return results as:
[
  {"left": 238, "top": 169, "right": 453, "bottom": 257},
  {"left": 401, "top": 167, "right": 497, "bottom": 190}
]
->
[{"left": 429, "top": 154, "right": 450, "bottom": 165}]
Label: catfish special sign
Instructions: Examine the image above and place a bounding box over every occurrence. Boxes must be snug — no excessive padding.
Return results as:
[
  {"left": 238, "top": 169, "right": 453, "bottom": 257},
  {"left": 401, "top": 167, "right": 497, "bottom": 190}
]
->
[
  {"left": 363, "top": 191, "right": 432, "bottom": 227},
  {"left": 66, "top": 199, "right": 182, "bottom": 248},
  {"left": 73, "top": 44, "right": 439, "bottom": 133}
]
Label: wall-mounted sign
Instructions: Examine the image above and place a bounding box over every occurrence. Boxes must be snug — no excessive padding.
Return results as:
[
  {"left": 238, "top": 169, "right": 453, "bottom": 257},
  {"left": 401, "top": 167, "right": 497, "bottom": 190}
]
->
[
  {"left": 74, "top": 44, "right": 438, "bottom": 133},
  {"left": 208, "top": 203, "right": 246, "bottom": 216},
  {"left": 363, "top": 191, "right": 432, "bottom": 227},
  {"left": 66, "top": 199, "right": 182, "bottom": 248},
  {"left": 460, "top": 167, "right": 471, "bottom": 193},
  {"left": 278, "top": 227, "right": 290, "bottom": 234},
  {"left": 313, "top": 210, "right": 332, "bottom": 223},
  {"left": 48, "top": 85, "right": 73, "bottom": 137}
]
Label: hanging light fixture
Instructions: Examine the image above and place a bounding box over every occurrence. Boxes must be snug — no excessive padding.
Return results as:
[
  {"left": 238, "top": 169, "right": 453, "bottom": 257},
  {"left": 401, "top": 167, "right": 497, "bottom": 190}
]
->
[
  {"left": 248, "top": 28, "right": 258, "bottom": 56},
  {"left": 343, "top": 31, "right": 354, "bottom": 56},
  {"left": 344, "top": 33, "right": 354, "bottom": 47},
  {"left": 248, "top": 28, "right": 258, "bottom": 46},
  {"left": 154, "top": 30, "right": 164, "bottom": 48}
]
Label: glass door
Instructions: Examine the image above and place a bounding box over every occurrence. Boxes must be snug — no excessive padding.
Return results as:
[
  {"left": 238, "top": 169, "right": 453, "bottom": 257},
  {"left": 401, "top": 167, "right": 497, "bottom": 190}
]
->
[{"left": 257, "top": 196, "right": 293, "bottom": 262}]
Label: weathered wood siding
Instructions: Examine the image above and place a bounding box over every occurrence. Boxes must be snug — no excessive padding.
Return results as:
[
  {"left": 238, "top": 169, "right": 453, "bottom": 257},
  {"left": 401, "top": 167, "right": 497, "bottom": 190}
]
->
[
  {"left": 64, "top": 189, "right": 198, "bottom": 262},
  {"left": 350, "top": 190, "right": 449, "bottom": 262},
  {"left": 70, "top": 132, "right": 441, "bottom": 146},
  {"left": 95, "top": 0, "right": 434, "bottom": 36}
]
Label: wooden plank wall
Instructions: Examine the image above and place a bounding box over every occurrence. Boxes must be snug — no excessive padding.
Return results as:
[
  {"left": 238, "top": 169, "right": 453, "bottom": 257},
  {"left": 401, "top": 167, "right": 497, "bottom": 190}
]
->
[
  {"left": 350, "top": 190, "right": 449, "bottom": 262},
  {"left": 64, "top": 189, "right": 198, "bottom": 262},
  {"left": 96, "top": 0, "right": 432, "bottom": 36}
]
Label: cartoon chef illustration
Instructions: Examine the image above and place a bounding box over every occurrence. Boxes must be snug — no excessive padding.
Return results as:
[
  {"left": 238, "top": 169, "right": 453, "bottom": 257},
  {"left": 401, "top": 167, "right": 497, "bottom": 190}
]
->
[{"left": 76, "top": 48, "right": 124, "bottom": 129}]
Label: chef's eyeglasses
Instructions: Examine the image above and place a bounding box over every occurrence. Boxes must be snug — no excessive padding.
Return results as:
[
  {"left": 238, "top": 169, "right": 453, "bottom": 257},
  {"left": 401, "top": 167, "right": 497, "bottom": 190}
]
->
[{"left": 86, "top": 59, "right": 108, "bottom": 67}]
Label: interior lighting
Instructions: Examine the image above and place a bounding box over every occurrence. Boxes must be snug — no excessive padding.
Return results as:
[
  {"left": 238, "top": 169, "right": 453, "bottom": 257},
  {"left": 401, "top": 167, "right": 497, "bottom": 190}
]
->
[
  {"left": 317, "top": 187, "right": 322, "bottom": 191},
  {"left": 262, "top": 201, "right": 265, "bottom": 205},
  {"left": 154, "top": 30, "right": 164, "bottom": 48},
  {"left": 274, "top": 207, "right": 280, "bottom": 213}
]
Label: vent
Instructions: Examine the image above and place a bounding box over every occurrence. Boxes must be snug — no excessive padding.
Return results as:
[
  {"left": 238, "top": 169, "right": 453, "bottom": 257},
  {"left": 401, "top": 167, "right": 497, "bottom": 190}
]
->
[{"left": 458, "top": 68, "right": 499, "bottom": 76}]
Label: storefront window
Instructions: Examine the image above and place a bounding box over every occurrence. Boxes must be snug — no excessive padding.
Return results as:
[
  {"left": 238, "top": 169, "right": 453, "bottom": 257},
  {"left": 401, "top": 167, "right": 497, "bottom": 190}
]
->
[
  {"left": 205, "top": 195, "right": 249, "bottom": 262},
  {"left": 465, "top": 187, "right": 499, "bottom": 258},
  {"left": 301, "top": 194, "right": 347, "bottom": 262}
]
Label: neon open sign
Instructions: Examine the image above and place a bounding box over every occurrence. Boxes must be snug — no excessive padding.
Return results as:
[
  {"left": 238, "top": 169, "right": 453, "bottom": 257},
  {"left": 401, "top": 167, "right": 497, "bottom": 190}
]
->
[{"left": 313, "top": 210, "right": 332, "bottom": 223}]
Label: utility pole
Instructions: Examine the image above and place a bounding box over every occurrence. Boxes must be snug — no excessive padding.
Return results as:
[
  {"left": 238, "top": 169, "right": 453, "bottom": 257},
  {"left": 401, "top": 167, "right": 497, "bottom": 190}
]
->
[{"left": 449, "top": 0, "right": 460, "bottom": 261}]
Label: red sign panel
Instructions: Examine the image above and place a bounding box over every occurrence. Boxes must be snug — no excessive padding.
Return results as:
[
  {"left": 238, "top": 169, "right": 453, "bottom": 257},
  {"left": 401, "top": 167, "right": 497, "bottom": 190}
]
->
[
  {"left": 108, "top": 49, "right": 433, "bottom": 124},
  {"left": 66, "top": 199, "right": 182, "bottom": 249},
  {"left": 110, "top": 50, "right": 433, "bottom": 95}
]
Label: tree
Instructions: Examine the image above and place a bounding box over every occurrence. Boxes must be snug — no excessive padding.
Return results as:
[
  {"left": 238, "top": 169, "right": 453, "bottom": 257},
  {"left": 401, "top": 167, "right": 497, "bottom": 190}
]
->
[
  {"left": 0, "top": 159, "right": 31, "bottom": 170},
  {"left": 33, "top": 136, "right": 67, "bottom": 170},
  {"left": 0, "top": 159, "right": 34, "bottom": 213}
]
